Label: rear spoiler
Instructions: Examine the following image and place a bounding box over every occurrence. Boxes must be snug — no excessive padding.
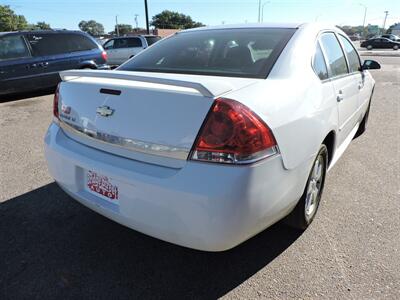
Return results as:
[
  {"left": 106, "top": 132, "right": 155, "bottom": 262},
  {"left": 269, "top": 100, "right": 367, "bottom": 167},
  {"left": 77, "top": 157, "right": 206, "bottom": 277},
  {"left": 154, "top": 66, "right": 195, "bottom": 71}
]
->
[{"left": 59, "top": 70, "right": 233, "bottom": 98}]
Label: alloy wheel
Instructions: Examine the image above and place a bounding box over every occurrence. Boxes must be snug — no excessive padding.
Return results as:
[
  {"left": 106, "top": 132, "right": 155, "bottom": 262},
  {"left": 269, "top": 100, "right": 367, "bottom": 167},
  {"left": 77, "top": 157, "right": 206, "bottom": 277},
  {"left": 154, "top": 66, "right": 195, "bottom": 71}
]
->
[{"left": 304, "top": 154, "right": 325, "bottom": 222}]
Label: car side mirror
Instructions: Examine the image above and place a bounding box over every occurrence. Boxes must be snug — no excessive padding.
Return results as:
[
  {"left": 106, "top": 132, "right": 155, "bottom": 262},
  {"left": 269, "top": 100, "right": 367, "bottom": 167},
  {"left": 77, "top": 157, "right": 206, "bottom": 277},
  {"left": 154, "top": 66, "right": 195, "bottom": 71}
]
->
[{"left": 361, "top": 60, "right": 381, "bottom": 70}]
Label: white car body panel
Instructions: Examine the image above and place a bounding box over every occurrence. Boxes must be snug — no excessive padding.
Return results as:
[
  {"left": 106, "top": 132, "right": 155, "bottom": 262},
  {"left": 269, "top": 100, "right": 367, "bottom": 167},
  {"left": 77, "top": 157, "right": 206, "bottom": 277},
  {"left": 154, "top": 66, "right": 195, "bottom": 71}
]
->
[{"left": 44, "top": 23, "right": 376, "bottom": 251}]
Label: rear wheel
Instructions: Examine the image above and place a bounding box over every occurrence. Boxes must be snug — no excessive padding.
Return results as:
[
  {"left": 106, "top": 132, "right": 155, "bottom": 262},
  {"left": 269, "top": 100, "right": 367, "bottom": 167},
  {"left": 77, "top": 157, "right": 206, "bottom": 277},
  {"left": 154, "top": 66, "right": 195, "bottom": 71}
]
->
[
  {"left": 285, "top": 145, "right": 328, "bottom": 230},
  {"left": 394, "top": 45, "right": 399, "bottom": 50},
  {"left": 367, "top": 45, "right": 373, "bottom": 50}
]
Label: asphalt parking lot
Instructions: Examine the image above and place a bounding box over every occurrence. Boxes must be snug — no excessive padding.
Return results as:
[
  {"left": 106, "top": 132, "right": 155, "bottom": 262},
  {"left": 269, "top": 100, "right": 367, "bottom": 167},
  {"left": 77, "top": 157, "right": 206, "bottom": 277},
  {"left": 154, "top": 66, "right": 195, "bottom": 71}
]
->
[{"left": 0, "top": 56, "right": 399, "bottom": 299}]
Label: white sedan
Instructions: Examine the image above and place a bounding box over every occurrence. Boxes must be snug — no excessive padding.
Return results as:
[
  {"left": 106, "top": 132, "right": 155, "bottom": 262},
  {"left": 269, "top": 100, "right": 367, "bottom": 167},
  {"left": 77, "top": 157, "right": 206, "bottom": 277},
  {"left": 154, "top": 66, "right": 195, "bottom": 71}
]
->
[{"left": 44, "top": 23, "right": 380, "bottom": 251}]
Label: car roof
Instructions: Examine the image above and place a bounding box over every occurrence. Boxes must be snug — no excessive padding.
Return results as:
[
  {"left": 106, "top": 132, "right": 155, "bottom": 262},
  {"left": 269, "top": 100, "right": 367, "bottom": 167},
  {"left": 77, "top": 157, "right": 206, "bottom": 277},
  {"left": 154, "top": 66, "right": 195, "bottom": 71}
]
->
[
  {"left": 112, "top": 35, "right": 160, "bottom": 39},
  {"left": 183, "top": 22, "right": 303, "bottom": 32},
  {"left": 0, "top": 30, "right": 85, "bottom": 36},
  {"left": 180, "top": 22, "right": 343, "bottom": 35}
]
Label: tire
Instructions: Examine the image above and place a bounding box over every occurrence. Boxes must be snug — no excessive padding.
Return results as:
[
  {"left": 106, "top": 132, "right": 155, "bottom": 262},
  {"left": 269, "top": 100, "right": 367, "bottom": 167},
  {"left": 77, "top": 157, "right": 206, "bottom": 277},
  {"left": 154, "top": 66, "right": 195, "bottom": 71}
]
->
[
  {"left": 394, "top": 45, "right": 399, "bottom": 50},
  {"left": 285, "top": 145, "right": 328, "bottom": 230},
  {"left": 367, "top": 45, "right": 373, "bottom": 50},
  {"left": 354, "top": 98, "right": 371, "bottom": 139}
]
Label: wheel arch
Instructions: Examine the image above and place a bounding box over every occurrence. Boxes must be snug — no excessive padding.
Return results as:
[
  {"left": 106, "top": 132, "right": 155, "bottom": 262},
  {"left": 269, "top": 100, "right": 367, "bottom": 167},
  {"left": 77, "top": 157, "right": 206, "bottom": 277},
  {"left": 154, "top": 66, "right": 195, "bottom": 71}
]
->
[
  {"left": 322, "top": 130, "right": 336, "bottom": 167},
  {"left": 78, "top": 60, "right": 97, "bottom": 69}
]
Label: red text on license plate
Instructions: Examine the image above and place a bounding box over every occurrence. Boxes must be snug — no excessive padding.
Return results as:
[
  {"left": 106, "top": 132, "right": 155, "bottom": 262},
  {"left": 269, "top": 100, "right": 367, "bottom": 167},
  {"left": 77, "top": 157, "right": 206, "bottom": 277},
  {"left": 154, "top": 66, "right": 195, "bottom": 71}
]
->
[{"left": 87, "top": 171, "right": 118, "bottom": 200}]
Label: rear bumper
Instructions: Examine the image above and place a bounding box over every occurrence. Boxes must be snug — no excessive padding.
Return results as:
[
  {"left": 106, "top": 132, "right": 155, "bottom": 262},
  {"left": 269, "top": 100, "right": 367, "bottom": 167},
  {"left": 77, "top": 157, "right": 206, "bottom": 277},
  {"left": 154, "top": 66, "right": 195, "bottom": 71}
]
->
[{"left": 44, "top": 122, "right": 310, "bottom": 251}]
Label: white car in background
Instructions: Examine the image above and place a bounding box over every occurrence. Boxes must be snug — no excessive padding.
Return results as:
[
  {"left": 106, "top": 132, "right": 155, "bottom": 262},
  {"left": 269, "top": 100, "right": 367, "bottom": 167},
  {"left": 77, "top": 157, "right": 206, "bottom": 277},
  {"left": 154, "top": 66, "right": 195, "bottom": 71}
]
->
[
  {"left": 45, "top": 23, "right": 380, "bottom": 251},
  {"left": 103, "top": 35, "right": 161, "bottom": 65}
]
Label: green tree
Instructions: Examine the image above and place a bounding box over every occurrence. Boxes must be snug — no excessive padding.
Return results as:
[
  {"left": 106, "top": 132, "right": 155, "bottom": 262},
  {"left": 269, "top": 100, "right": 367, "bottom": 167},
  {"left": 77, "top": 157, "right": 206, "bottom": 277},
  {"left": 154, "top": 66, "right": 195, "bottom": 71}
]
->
[
  {"left": 0, "top": 5, "right": 28, "bottom": 31},
  {"left": 78, "top": 20, "right": 105, "bottom": 36},
  {"left": 151, "top": 10, "right": 204, "bottom": 29},
  {"left": 115, "top": 24, "right": 133, "bottom": 35},
  {"left": 27, "top": 21, "right": 51, "bottom": 30},
  {"left": 35, "top": 21, "right": 51, "bottom": 30}
]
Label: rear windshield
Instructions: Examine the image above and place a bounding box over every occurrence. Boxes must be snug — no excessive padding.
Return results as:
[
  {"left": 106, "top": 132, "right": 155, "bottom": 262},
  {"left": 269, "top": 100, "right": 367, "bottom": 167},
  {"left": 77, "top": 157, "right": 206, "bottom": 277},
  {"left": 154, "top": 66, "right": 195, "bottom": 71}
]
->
[
  {"left": 119, "top": 28, "right": 296, "bottom": 78},
  {"left": 144, "top": 36, "right": 161, "bottom": 46}
]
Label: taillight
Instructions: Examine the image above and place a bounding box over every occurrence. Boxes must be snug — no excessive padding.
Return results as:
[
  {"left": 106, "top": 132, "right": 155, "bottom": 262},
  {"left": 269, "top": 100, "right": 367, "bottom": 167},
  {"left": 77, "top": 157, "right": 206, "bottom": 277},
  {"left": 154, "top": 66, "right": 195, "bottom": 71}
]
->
[
  {"left": 101, "top": 50, "right": 108, "bottom": 61},
  {"left": 190, "top": 98, "right": 278, "bottom": 164},
  {"left": 53, "top": 83, "right": 60, "bottom": 119}
]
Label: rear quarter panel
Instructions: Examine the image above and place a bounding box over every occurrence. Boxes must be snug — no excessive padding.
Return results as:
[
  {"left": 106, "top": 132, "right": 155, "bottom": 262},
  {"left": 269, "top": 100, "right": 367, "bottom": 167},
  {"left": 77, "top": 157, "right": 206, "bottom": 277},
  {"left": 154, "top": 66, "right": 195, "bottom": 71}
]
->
[{"left": 224, "top": 25, "right": 339, "bottom": 170}]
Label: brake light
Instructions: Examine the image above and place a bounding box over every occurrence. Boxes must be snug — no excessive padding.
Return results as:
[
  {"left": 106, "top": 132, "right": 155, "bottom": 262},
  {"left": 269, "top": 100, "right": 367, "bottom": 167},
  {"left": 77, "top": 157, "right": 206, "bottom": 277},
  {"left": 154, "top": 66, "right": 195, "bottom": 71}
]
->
[
  {"left": 190, "top": 98, "right": 278, "bottom": 164},
  {"left": 53, "top": 83, "right": 60, "bottom": 119},
  {"left": 101, "top": 50, "right": 107, "bottom": 61}
]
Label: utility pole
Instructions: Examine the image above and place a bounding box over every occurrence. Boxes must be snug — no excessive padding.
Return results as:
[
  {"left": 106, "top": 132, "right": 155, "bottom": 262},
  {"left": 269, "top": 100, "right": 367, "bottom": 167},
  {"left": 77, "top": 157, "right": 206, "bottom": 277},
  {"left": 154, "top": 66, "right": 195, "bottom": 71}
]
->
[
  {"left": 134, "top": 14, "right": 139, "bottom": 29},
  {"left": 144, "top": 0, "right": 150, "bottom": 34},
  {"left": 359, "top": 3, "right": 367, "bottom": 38},
  {"left": 115, "top": 15, "right": 120, "bottom": 36},
  {"left": 258, "top": 0, "right": 262, "bottom": 22},
  {"left": 382, "top": 10, "right": 389, "bottom": 34}
]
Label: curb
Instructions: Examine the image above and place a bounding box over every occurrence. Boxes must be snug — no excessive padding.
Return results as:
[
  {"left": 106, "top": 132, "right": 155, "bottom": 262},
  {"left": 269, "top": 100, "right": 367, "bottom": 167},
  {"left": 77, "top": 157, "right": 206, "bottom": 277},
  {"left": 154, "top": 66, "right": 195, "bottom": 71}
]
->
[{"left": 359, "top": 51, "right": 400, "bottom": 57}]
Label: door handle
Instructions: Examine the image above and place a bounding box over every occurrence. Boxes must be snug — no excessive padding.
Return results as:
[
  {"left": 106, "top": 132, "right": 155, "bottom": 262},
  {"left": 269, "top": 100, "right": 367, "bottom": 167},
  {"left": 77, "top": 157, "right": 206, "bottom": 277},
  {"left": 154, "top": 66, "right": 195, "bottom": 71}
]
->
[
  {"left": 337, "top": 90, "right": 344, "bottom": 102},
  {"left": 26, "top": 63, "right": 38, "bottom": 69},
  {"left": 38, "top": 62, "right": 49, "bottom": 68}
]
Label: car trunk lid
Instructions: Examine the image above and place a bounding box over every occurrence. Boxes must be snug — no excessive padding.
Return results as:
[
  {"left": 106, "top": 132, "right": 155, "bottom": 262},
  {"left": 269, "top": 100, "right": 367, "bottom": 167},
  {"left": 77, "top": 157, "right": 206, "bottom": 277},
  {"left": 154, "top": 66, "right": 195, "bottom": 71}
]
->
[{"left": 57, "top": 70, "right": 257, "bottom": 168}]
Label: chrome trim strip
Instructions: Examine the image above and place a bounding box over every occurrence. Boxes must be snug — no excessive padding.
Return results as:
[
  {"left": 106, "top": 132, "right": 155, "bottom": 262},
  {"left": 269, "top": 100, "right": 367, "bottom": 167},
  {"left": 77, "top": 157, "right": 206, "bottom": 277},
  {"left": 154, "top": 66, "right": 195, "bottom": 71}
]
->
[
  {"left": 191, "top": 146, "right": 280, "bottom": 165},
  {"left": 59, "top": 121, "right": 190, "bottom": 160}
]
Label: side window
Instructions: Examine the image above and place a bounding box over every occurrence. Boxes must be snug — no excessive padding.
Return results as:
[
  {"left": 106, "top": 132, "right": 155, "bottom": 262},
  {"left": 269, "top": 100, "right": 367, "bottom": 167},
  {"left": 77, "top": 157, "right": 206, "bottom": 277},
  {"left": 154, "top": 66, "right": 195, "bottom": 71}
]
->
[
  {"left": 65, "top": 34, "right": 98, "bottom": 52},
  {"left": 26, "top": 33, "right": 69, "bottom": 56},
  {"left": 103, "top": 39, "right": 114, "bottom": 50},
  {"left": 338, "top": 35, "right": 361, "bottom": 73},
  {"left": 319, "top": 32, "right": 348, "bottom": 77},
  {"left": 0, "top": 35, "right": 30, "bottom": 60},
  {"left": 114, "top": 39, "right": 128, "bottom": 49},
  {"left": 145, "top": 36, "right": 161, "bottom": 46},
  {"left": 126, "top": 38, "right": 143, "bottom": 47},
  {"left": 312, "top": 42, "right": 329, "bottom": 80}
]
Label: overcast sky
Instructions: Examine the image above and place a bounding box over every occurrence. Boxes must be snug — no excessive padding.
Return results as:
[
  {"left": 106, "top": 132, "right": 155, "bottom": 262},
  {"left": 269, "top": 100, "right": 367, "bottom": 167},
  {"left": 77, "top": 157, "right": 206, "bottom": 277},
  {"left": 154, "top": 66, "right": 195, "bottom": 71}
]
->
[{"left": 2, "top": 0, "right": 399, "bottom": 32}]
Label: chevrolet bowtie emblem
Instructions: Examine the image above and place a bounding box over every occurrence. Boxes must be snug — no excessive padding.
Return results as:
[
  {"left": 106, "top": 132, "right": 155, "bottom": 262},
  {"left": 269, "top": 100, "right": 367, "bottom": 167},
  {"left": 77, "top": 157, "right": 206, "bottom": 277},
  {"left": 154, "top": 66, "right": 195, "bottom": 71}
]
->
[{"left": 96, "top": 105, "right": 114, "bottom": 117}]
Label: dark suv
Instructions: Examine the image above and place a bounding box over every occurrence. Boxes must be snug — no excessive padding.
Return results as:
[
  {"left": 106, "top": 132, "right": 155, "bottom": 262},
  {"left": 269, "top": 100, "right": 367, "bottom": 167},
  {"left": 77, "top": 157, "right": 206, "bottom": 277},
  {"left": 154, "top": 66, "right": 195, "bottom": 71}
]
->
[{"left": 0, "top": 30, "right": 109, "bottom": 96}]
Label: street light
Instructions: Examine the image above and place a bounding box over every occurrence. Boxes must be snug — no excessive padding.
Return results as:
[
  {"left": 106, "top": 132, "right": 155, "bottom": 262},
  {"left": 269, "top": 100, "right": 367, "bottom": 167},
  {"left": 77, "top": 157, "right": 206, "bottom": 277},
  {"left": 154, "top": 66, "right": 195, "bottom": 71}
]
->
[
  {"left": 359, "top": 3, "right": 367, "bottom": 38},
  {"left": 261, "top": 1, "right": 271, "bottom": 22}
]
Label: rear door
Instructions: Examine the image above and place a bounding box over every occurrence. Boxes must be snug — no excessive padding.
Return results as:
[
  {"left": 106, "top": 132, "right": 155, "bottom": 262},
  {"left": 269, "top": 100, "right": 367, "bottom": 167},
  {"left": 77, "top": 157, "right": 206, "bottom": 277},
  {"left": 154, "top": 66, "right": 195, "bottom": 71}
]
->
[
  {"left": 63, "top": 33, "right": 101, "bottom": 67},
  {"left": 337, "top": 34, "right": 369, "bottom": 112},
  {"left": 0, "top": 34, "right": 37, "bottom": 94},
  {"left": 113, "top": 38, "right": 132, "bottom": 64},
  {"left": 113, "top": 38, "right": 144, "bottom": 64},
  {"left": 126, "top": 37, "right": 145, "bottom": 57},
  {"left": 319, "top": 32, "right": 359, "bottom": 145},
  {"left": 375, "top": 38, "right": 386, "bottom": 49},
  {"left": 25, "top": 32, "right": 72, "bottom": 87}
]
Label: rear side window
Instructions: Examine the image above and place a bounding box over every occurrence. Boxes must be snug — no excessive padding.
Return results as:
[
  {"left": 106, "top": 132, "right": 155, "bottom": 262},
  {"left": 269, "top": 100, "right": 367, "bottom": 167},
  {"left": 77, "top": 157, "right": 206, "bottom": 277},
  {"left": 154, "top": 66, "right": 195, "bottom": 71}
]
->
[
  {"left": 27, "top": 33, "right": 69, "bottom": 56},
  {"left": 119, "top": 28, "right": 296, "bottom": 79},
  {"left": 65, "top": 34, "right": 98, "bottom": 52},
  {"left": 338, "top": 35, "right": 361, "bottom": 73},
  {"left": 0, "top": 35, "right": 30, "bottom": 60},
  {"left": 144, "top": 36, "right": 161, "bottom": 46},
  {"left": 114, "top": 38, "right": 142, "bottom": 48},
  {"left": 312, "top": 42, "right": 329, "bottom": 80},
  {"left": 319, "top": 33, "right": 348, "bottom": 77},
  {"left": 126, "top": 38, "right": 142, "bottom": 47},
  {"left": 339, "top": 35, "right": 361, "bottom": 73},
  {"left": 26, "top": 33, "right": 97, "bottom": 56}
]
